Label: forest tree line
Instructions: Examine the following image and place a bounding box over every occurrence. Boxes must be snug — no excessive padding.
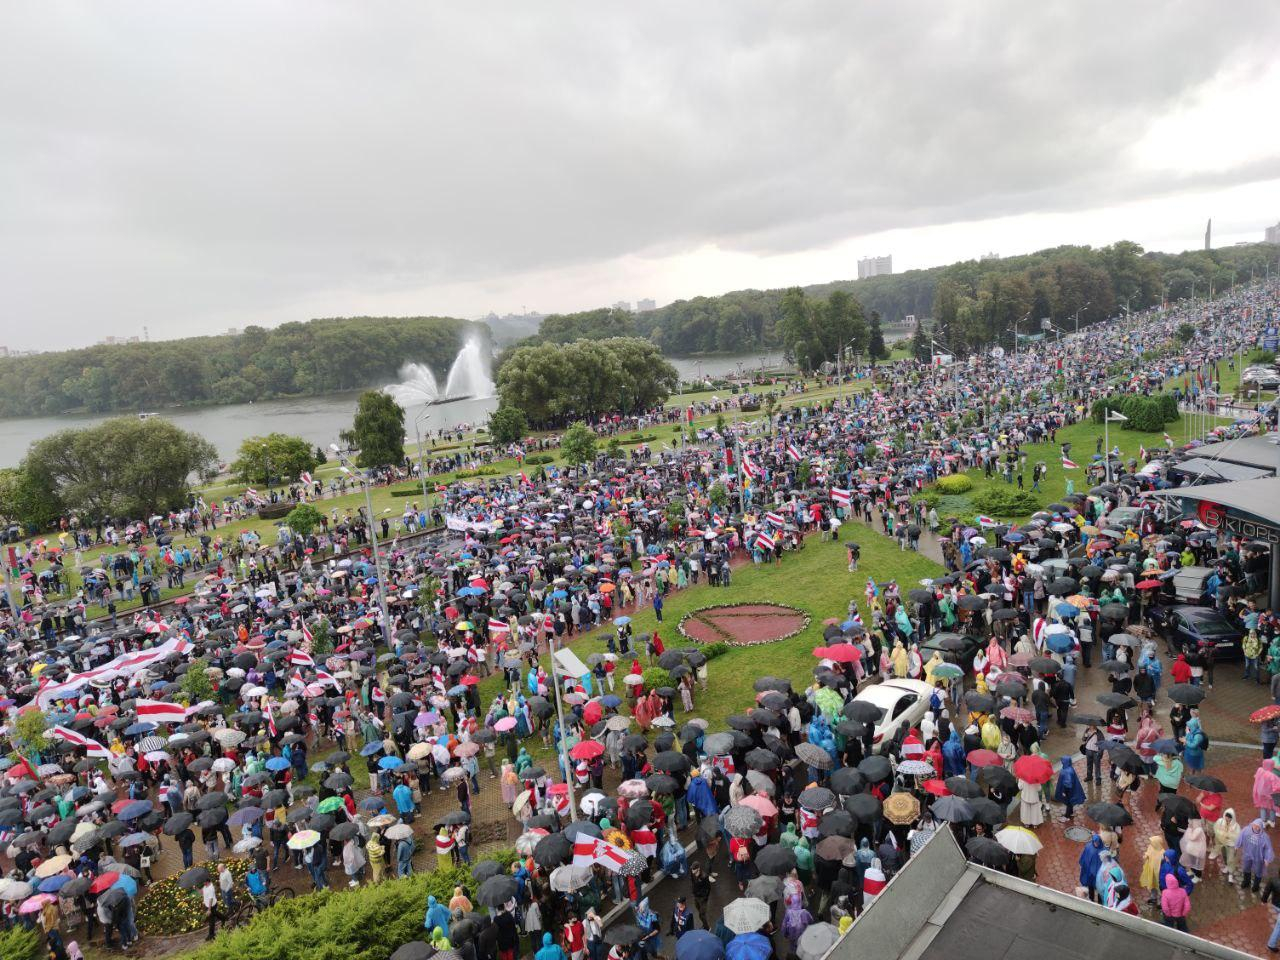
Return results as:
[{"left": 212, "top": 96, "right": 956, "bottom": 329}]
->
[
  {"left": 508, "top": 240, "right": 1280, "bottom": 358},
  {"left": 0, "top": 316, "right": 479, "bottom": 417}
]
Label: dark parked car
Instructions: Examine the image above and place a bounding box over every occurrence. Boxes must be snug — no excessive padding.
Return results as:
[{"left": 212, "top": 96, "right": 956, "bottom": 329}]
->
[
  {"left": 1145, "top": 604, "right": 1244, "bottom": 659},
  {"left": 919, "top": 631, "right": 984, "bottom": 669}
]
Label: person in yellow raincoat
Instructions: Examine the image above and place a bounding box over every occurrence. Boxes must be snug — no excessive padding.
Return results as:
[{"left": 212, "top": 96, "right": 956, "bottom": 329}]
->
[
  {"left": 1139, "top": 834, "right": 1165, "bottom": 905},
  {"left": 980, "top": 717, "right": 1002, "bottom": 751},
  {"left": 923, "top": 651, "right": 946, "bottom": 687},
  {"left": 366, "top": 829, "right": 386, "bottom": 883},
  {"left": 890, "top": 641, "right": 909, "bottom": 679}
]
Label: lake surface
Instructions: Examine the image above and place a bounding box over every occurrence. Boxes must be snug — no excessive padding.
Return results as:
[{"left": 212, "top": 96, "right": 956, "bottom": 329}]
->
[{"left": 0, "top": 352, "right": 787, "bottom": 467}]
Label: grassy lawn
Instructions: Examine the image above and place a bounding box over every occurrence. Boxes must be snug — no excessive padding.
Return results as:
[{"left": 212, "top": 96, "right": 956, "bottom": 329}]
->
[{"left": 476, "top": 520, "right": 943, "bottom": 744}]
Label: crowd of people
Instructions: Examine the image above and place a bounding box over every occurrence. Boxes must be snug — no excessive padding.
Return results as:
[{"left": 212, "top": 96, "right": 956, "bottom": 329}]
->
[{"left": 0, "top": 282, "right": 1277, "bottom": 959}]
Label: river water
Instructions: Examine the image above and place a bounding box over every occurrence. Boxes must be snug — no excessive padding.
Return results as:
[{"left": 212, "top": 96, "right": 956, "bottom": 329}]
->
[{"left": 0, "top": 352, "right": 788, "bottom": 467}]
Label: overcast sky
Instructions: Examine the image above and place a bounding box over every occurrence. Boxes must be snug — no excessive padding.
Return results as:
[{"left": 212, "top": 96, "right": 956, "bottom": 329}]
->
[{"left": 3, "top": 2, "right": 1280, "bottom": 351}]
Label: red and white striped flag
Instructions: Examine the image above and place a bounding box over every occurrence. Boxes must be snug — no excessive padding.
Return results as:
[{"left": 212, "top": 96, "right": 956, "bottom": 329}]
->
[
  {"left": 300, "top": 620, "right": 314, "bottom": 652},
  {"left": 764, "top": 511, "right": 786, "bottom": 527},
  {"left": 741, "top": 455, "right": 761, "bottom": 481},
  {"left": 315, "top": 669, "right": 340, "bottom": 690},
  {"left": 135, "top": 699, "right": 186, "bottom": 725},
  {"left": 830, "top": 488, "right": 851, "bottom": 507},
  {"left": 975, "top": 515, "right": 997, "bottom": 527},
  {"left": 288, "top": 649, "right": 315, "bottom": 667},
  {"left": 488, "top": 618, "right": 511, "bottom": 637},
  {"left": 755, "top": 531, "right": 776, "bottom": 552},
  {"left": 572, "top": 837, "right": 634, "bottom": 873},
  {"left": 48, "top": 725, "right": 111, "bottom": 758},
  {"left": 300, "top": 472, "right": 313, "bottom": 486},
  {"left": 265, "top": 699, "right": 278, "bottom": 738},
  {"left": 786, "top": 443, "right": 803, "bottom": 462},
  {"left": 1060, "top": 456, "right": 1078, "bottom": 469}
]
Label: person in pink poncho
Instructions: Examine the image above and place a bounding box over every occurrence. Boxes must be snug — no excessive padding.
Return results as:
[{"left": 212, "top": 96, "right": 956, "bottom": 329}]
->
[{"left": 1252, "top": 760, "right": 1280, "bottom": 826}]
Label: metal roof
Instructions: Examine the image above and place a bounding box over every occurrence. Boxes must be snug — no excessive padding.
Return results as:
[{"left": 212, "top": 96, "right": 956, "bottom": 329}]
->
[
  {"left": 1169, "top": 457, "right": 1272, "bottom": 483},
  {"left": 825, "top": 829, "right": 1253, "bottom": 960},
  {"left": 1147, "top": 477, "right": 1280, "bottom": 526},
  {"left": 1182, "top": 432, "right": 1279, "bottom": 473}
]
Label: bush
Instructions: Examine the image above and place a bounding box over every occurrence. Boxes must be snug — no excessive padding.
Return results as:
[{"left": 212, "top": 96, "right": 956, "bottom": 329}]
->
[
  {"left": 971, "top": 488, "right": 1041, "bottom": 517},
  {"left": 935, "top": 475, "right": 974, "bottom": 495},
  {"left": 488, "top": 405, "right": 528, "bottom": 445},
  {"left": 185, "top": 865, "right": 475, "bottom": 960},
  {"left": 641, "top": 667, "right": 673, "bottom": 692},
  {"left": 701, "top": 642, "right": 730, "bottom": 661},
  {"left": 453, "top": 467, "right": 498, "bottom": 479},
  {"left": 523, "top": 454, "right": 553, "bottom": 466},
  {"left": 0, "top": 927, "right": 41, "bottom": 960},
  {"left": 284, "top": 503, "right": 324, "bottom": 537}
]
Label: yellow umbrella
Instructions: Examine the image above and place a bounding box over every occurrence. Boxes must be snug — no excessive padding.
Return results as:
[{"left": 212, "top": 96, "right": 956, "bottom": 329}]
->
[
  {"left": 34, "top": 855, "right": 71, "bottom": 878},
  {"left": 995, "top": 826, "right": 1042, "bottom": 855}
]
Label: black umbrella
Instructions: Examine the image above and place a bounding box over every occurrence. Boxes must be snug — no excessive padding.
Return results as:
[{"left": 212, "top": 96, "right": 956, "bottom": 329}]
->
[
  {"left": 652, "top": 752, "right": 691, "bottom": 774},
  {"left": 1166, "top": 684, "right": 1207, "bottom": 706},
  {"left": 1096, "top": 693, "right": 1136, "bottom": 710},
  {"left": 977, "top": 766, "right": 1016, "bottom": 791},
  {"left": 645, "top": 774, "right": 678, "bottom": 795},
  {"left": 857, "top": 756, "right": 892, "bottom": 782},
  {"left": 931, "top": 796, "right": 974, "bottom": 823},
  {"left": 178, "top": 866, "right": 210, "bottom": 890},
  {"left": 968, "top": 797, "right": 1006, "bottom": 826},
  {"left": 944, "top": 777, "right": 984, "bottom": 799},
  {"left": 1086, "top": 803, "right": 1133, "bottom": 827},
  {"left": 604, "top": 925, "right": 645, "bottom": 947},
  {"left": 843, "top": 701, "right": 884, "bottom": 724},
  {"left": 1186, "top": 774, "right": 1227, "bottom": 793},
  {"left": 532, "top": 832, "right": 572, "bottom": 869},
  {"left": 471, "top": 861, "right": 504, "bottom": 883},
  {"left": 390, "top": 944, "right": 434, "bottom": 960},
  {"left": 965, "top": 693, "right": 996, "bottom": 713},
  {"left": 1158, "top": 795, "right": 1197, "bottom": 819},
  {"left": 816, "top": 810, "right": 856, "bottom": 838},
  {"left": 744, "top": 749, "right": 780, "bottom": 772},
  {"left": 829, "top": 768, "right": 867, "bottom": 795},
  {"left": 755, "top": 844, "right": 798, "bottom": 876},
  {"left": 966, "top": 836, "right": 1011, "bottom": 868},
  {"left": 476, "top": 875, "right": 518, "bottom": 908}
]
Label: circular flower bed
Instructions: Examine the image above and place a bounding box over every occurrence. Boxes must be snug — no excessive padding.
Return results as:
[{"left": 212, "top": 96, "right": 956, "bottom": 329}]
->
[
  {"left": 137, "top": 857, "right": 250, "bottom": 936},
  {"left": 677, "top": 603, "right": 810, "bottom": 647}
]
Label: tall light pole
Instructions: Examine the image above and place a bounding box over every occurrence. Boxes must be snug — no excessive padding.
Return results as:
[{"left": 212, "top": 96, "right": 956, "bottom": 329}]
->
[
  {"left": 545, "top": 631, "right": 578, "bottom": 821},
  {"left": 1103, "top": 409, "right": 1127, "bottom": 482},
  {"left": 836, "top": 336, "right": 859, "bottom": 406},
  {"left": 414, "top": 409, "right": 432, "bottom": 512},
  {"left": 259, "top": 442, "right": 272, "bottom": 494},
  {"left": 1071, "top": 301, "right": 1091, "bottom": 334},
  {"left": 330, "top": 444, "right": 393, "bottom": 650}
]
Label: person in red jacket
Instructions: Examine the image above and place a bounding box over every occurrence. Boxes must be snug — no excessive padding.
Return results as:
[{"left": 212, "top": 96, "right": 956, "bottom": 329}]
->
[{"left": 1171, "top": 654, "right": 1192, "bottom": 685}]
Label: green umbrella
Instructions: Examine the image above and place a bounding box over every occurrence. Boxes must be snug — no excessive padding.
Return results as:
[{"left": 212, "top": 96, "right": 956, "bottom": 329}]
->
[
  {"left": 316, "top": 796, "right": 345, "bottom": 814},
  {"left": 813, "top": 687, "right": 843, "bottom": 719}
]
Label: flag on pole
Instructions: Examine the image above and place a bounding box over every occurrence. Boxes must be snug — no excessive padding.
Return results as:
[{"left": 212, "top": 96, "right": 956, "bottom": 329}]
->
[
  {"left": 288, "top": 649, "right": 315, "bottom": 667},
  {"left": 47, "top": 725, "right": 111, "bottom": 758},
  {"left": 976, "top": 515, "right": 998, "bottom": 528},
  {"left": 830, "top": 488, "right": 851, "bottom": 507},
  {"left": 764, "top": 511, "right": 786, "bottom": 527},
  {"left": 1138, "top": 445, "right": 1147, "bottom": 461},
  {"left": 265, "top": 699, "right": 278, "bottom": 738},
  {"left": 755, "top": 531, "right": 776, "bottom": 552},
  {"left": 1163, "top": 432, "right": 1173, "bottom": 446},
  {"left": 300, "top": 620, "right": 314, "bottom": 652},
  {"left": 135, "top": 699, "right": 187, "bottom": 725},
  {"left": 315, "top": 669, "right": 340, "bottom": 690},
  {"left": 786, "top": 443, "right": 803, "bottom": 462},
  {"left": 300, "top": 472, "right": 313, "bottom": 486},
  {"left": 488, "top": 617, "right": 511, "bottom": 637},
  {"left": 741, "top": 454, "right": 761, "bottom": 481},
  {"left": 572, "top": 836, "right": 635, "bottom": 873},
  {"left": 1060, "top": 457, "right": 1079, "bottom": 469}
]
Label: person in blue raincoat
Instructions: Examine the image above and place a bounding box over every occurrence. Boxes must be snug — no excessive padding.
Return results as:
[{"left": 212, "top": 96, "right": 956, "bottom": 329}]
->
[
  {"left": 1079, "top": 834, "right": 1105, "bottom": 901},
  {"left": 660, "top": 830, "right": 688, "bottom": 879},
  {"left": 1053, "top": 756, "right": 1086, "bottom": 821},
  {"left": 942, "top": 730, "right": 966, "bottom": 777},
  {"left": 1159, "top": 849, "right": 1195, "bottom": 893},
  {"left": 423, "top": 894, "right": 450, "bottom": 936},
  {"left": 686, "top": 770, "right": 719, "bottom": 820},
  {"left": 536, "top": 932, "right": 567, "bottom": 960},
  {"left": 1183, "top": 716, "right": 1208, "bottom": 773},
  {"left": 806, "top": 715, "right": 837, "bottom": 762},
  {"left": 725, "top": 932, "right": 771, "bottom": 960}
]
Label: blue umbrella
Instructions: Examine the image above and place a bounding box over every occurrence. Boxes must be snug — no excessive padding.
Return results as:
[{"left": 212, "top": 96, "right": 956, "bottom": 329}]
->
[
  {"left": 359, "top": 796, "right": 386, "bottom": 812},
  {"left": 117, "top": 800, "right": 153, "bottom": 821},
  {"left": 676, "top": 931, "right": 725, "bottom": 960},
  {"left": 229, "top": 807, "right": 264, "bottom": 827},
  {"left": 1054, "top": 603, "right": 1079, "bottom": 618},
  {"left": 550, "top": 590, "right": 568, "bottom": 600},
  {"left": 447, "top": 685, "right": 467, "bottom": 697},
  {"left": 111, "top": 875, "right": 138, "bottom": 897},
  {"left": 264, "top": 757, "right": 291, "bottom": 771},
  {"left": 38, "top": 875, "right": 70, "bottom": 893},
  {"left": 123, "top": 722, "right": 155, "bottom": 736},
  {"left": 359, "top": 742, "right": 385, "bottom": 758},
  {"left": 378, "top": 755, "right": 404, "bottom": 770},
  {"left": 457, "top": 587, "right": 485, "bottom": 597},
  {"left": 1044, "top": 633, "right": 1075, "bottom": 654},
  {"left": 601, "top": 695, "right": 622, "bottom": 709},
  {"left": 1153, "top": 738, "right": 1181, "bottom": 756},
  {"left": 614, "top": 616, "right": 631, "bottom": 626}
]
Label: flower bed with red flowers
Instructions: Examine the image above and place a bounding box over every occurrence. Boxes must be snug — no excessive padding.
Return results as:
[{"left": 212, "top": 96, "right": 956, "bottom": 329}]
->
[{"left": 677, "top": 603, "right": 809, "bottom": 647}]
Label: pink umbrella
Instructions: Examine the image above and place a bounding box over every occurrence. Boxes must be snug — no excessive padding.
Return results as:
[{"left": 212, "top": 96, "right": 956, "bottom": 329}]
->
[
  {"left": 618, "top": 779, "right": 650, "bottom": 799},
  {"left": 739, "top": 793, "right": 778, "bottom": 817},
  {"left": 19, "top": 894, "right": 55, "bottom": 915},
  {"left": 494, "top": 717, "right": 517, "bottom": 733}
]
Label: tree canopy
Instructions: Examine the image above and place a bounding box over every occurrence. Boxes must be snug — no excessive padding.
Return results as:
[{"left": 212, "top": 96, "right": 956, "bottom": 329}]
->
[
  {"left": 495, "top": 338, "right": 678, "bottom": 427},
  {"left": 18, "top": 417, "right": 217, "bottom": 522},
  {"left": 349, "top": 392, "right": 406, "bottom": 469},
  {"left": 560, "top": 421, "right": 597, "bottom": 466},
  {"left": 0, "top": 316, "right": 479, "bottom": 417},
  {"left": 230, "top": 433, "right": 320, "bottom": 487}
]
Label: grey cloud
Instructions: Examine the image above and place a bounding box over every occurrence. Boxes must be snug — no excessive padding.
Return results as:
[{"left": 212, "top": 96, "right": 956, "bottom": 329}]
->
[{"left": 1, "top": 0, "right": 1278, "bottom": 346}]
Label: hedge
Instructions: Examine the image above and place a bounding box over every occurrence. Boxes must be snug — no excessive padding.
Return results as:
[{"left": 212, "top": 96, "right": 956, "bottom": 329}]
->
[
  {"left": 971, "top": 488, "right": 1041, "bottom": 517},
  {"left": 640, "top": 667, "right": 673, "bottom": 692},
  {"left": 0, "top": 928, "right": 41, "bottom": 960},
  {"left": 935, "top": 475, "right": 974, "bottom": 495},
  {"left": 1089, "top": 393, "right": 1177, "bottom": 433},
  {"left": 183, "top": 864, "right": 475, "bottom": 960}
]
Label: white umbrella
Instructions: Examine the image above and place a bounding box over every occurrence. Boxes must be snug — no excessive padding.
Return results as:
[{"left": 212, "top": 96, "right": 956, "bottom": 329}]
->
[
  {"left": 723, "top": 897, "right": 770, "bottom": 935},
  {"left": 579, "top": 792, "right": 607, "bottom": 816},
  {"left": 549, "top": 864, "right": 593, "bottom": 892},
  {"left": 995, "top": 826, "right": 1043, "bottom": 855},
  {"left": 797, "top": 923, "right": 841, "bottom": 960}
]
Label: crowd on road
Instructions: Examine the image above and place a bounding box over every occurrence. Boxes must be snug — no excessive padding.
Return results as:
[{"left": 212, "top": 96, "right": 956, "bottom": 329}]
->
[{"left": 0, "top": 284, "right": 1277, "bottom": 959}]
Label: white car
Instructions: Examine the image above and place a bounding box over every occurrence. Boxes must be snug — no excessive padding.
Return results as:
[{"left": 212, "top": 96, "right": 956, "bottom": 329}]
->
[{"left": 850, "top": 678, "right": 935, "bottom": 753}]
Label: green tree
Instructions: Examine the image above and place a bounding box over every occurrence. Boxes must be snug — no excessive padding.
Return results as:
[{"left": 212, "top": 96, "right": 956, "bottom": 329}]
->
[
  {"left": 11, "top": 708, "right": 47, "bottom": 756},
  {"left": 0, "top": 466, "right": 62, "bottom": 531},
  {"left": 868, "top": 312, "right": 887, "bottom": 362},
  {"left": 350, "top": 392, "right": 406, "bottom": 469},
  {"left": 308, "top": 618, "right": 335, "bottom": 658},
  {"left": 708, "top": 482, "right": 729, "bottom": 509},
  {"left": 1175, "top": 323, "right": 1196, "bottom": 344},
  {"left": 23, "top": 417, "right": 217, "bottom": 521},
  {"left": 179, "top": 659, "right": 215, "bottom": 705},
  {"left": 230, "top": 433, "right": 320, "bottom": 488},
  {"left": 0, "top": 925, "right": 41, "bottom": 960},
  {"left": 910, "top": 325, "right": 930, "bottom": 363},
  {"left": 285, "top": 503, "right": 324, "bottom": 537},
  {"left": 487, "top": 405, "right": 528, "bottom": 445},
  {"left": 560, "top": 421, "right": 597, "bottom": 467}
]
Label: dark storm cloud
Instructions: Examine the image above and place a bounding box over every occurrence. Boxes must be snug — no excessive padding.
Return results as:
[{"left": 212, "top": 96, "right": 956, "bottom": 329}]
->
[{"left": 0, "top": 1, "right": 1277, "bottom": 346}]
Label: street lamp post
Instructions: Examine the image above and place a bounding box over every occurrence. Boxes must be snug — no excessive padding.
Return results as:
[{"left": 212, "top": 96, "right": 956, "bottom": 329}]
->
[
  {"left": 414, "top": 410, "right": 432, "bottom": 512},
  {"left": 260, "top": 443, "right": 271, "bottom": 494},
  {"left": 1072, "top": 301, "right": 1091, "bottom": 334},
  {"left": 330, "top": 444, "right": 394, "bottom": 650}
]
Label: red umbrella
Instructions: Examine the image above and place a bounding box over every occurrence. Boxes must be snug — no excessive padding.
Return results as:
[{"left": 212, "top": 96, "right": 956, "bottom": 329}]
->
[
  {"left": 999, "top": 706, "right": 1034, "bottom": 725},
  {"left": 569, "top": 741, "right": 604, "bottom": 761},
  {"left": 1135, "top": 580, "right": 1163, "bottom": 590},
  {"left": 823, "top": 645, "right": 862, "bottom": 663},
  {"left": 1251, "top": 705, "right": 1280, "bottom": 723},
  {"left": 88, "top": 872, "right": 119, "bottom": 894},
  {"left": 1012, "top": 755, "right": 1053, "bottom": 785},
  {"left": 966, "top": 749, "right": 1002, "bottom": 768},
  {"left": 922, "top": 779, "right": 950, "bottom": 797}
]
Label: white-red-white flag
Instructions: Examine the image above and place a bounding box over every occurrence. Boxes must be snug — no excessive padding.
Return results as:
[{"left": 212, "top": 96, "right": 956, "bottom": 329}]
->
[
  {"left": 47, "top": 725, "right": 111, "bottom": 758},
  {"left": 572, "top": 837, "right": 634, "bottom": 874},
  {"left": 135, "top": 699, "right": 186, "bottom": 725}
]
